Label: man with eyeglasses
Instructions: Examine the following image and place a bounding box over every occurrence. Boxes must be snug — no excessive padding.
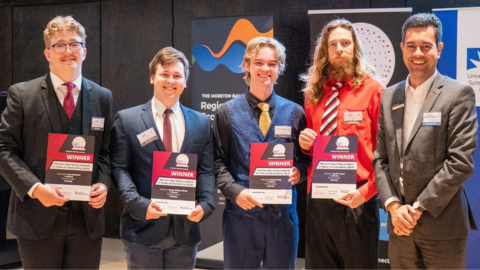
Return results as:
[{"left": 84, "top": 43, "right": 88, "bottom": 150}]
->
[{"left": 0, "top": 16, "right": 112, "bottom": 269}]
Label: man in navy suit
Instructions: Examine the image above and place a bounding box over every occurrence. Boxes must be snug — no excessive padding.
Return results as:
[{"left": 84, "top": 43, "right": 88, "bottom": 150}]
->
[
  {"left": 0, "top": 16, "right": 112, "bottom": 269},
  {"left": 110, "top": 47, "right": 216, "bottom": 269}
]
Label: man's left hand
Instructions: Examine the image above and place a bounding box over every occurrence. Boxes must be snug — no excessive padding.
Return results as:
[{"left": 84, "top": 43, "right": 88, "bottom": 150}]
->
[
  {"left": 288, "top": 167, "right": 301, "bottom": 185},
  {"left": 187, "top": 205, "right": 204, "bottom": 222},
  {"left": 333, "top": 190, "right": 365, "bottom": 209},
  {"left": 89, "top": 183, "right": 107, "bottom": 208}
]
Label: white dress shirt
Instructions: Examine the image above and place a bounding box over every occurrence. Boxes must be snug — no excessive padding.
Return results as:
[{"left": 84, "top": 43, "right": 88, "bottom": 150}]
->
[
  {"left": 385, "top": 70, "right": 437, "bottom": 209},
  {"left": 50, "top": 72, "right": 82, "bottom": 106},
  {"left": 151, "top": 97, "right": 185, "bottom": 153}
]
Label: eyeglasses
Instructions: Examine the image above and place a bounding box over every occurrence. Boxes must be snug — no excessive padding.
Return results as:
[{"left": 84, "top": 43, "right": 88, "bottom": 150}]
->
[{"left": 48, "top": 42, "right": 84, "bottom": 53}]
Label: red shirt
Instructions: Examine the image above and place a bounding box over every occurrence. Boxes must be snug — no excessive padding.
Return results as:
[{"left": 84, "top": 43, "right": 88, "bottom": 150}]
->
[{"left": 304, "top": 77, "right": 384, "bottom": 201}]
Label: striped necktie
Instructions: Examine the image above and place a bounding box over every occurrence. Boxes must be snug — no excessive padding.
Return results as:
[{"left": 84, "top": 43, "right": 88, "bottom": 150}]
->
[{"left": 320, "top": 81, "right": 344, "bottom": 135}]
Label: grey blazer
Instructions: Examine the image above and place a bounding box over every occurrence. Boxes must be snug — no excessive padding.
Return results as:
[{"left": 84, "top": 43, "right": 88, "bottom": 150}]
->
[
  {"left": 374, "top": 72, "right": 477, "bottom": 240},
  {"left": 0, "top": 74, "right": 113, "bottom": 240}
]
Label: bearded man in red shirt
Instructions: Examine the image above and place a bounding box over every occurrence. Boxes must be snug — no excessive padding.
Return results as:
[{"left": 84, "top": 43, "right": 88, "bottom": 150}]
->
[{"left": 299, "top": 18, "right": 385, "bottom": 269}]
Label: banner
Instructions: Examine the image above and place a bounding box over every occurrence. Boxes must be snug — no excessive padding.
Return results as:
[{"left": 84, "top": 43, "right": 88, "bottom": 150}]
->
[
  {"left": 191, "top": 14, "right": 274, "bottom": 268},
  {"left": 434, "top": 7, "right": 480, "bottom": 269},
  {"left": 308, "top": 8, "right": 411, "bottom": 269}
]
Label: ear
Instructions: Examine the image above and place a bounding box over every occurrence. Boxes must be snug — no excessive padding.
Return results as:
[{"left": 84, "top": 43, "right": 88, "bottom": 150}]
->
[
  {"left": 400, "top": 42, "right": 404, "bottom": 53},
  {"left": 244, "top": 61, "right": 250, "bottom": 72},
  {"left": 82, "top": 47, "right": 87, "bottom": 60},
  {"left": 150, "top": 75, "right": 154, "bottom": 84},
  {"left": 437, "top": 42, "right": 444, "bottom": 59},
  {"left": 44, "top": 48, "right": 51, "bottom": 62}
]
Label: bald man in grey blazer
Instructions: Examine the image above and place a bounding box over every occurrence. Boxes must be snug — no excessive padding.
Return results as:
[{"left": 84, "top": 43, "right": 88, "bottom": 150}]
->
[{"left": 374, "top": 13, "right": 477, "bottom": 269}]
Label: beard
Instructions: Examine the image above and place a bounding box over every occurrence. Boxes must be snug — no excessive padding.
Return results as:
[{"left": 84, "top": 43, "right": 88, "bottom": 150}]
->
[{"left": 326, "top": 53, "right": 355, "bottom": 81}]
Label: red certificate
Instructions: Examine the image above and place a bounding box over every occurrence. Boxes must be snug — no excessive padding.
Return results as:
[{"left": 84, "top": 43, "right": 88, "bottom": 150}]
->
[
  {"left": 311, "top": 135, "right": 357, "bottom": 199},
  {"left": 249, "top": 142, "right": 293, "bottom": 204},
  {"left": 45, "top": 133, "right": 95, "bottom": 201},
  {"left": 151, "top": 151, "right": 197, "bottom": 215}
]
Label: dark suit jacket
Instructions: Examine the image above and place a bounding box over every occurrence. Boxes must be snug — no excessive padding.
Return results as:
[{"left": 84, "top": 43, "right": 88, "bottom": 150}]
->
[
  {"left": 374, "top": 73, "right": 477, "bottom": 240},
  {"left": 110, "top": 100, "right": 215, "bottom": 246},
  {"left": 0, "top": 74, "right": 113, "bottom": 240}
]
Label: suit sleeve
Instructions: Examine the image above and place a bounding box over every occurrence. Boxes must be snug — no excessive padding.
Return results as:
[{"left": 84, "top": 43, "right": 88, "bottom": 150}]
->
[
  {"left": 0, "top": 84, "right": 41, "bottom": 201},
  {"left": 94, "top": 90, "right": 113, "bottom": 188},
  {"left": 418, "top": 86, "right": 478, "bottom": 217},
  {"left": 110, "top": 112, "right": 151, "bottom": 222},
  {"left": 195, "top": 120, "right": 216, "bottom": 221},
  {"left": 373, "top": 92, "right": 399, "bottom": 206}
]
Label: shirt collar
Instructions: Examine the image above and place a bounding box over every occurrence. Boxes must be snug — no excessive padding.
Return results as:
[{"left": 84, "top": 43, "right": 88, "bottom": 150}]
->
[
  {"left": 405, "top": 70, "right": 437, "bottom": 92},
  {"left": 245, "top": 89, "right": 275, "bottom": 110},
  {"left": 50, "top": 71, "right": 82, "bottom": 91},
  {"left": 326, "top": 78, "right": 352, "bottom": 90},
  {"left": 152, "top": 96, "right": 181, "bottom": 118}
]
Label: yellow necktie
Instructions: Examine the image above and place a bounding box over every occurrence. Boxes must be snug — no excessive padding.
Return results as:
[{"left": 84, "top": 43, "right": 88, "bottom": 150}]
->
[{"left": 258, "top": 102, "right": 271, "bottom": 136}]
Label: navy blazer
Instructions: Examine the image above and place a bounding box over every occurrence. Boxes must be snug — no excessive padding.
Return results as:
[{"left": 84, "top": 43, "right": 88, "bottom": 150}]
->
[
  {"left": 0, "top": 74, "right": 113, "bottom": 240},
  {"left": 110, "top": 100, "right": 215, "bottom": 246}
]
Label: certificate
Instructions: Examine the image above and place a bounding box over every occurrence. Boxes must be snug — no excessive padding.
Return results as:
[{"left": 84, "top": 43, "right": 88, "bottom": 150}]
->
[
  {"left": 45, "top": 133, "right": 95, "bottom": 201},
  {"left": 151, "top": 152, "right": 197, "bottom": 215},
  {"left": 311, "top": 136, "right": 357, "bottom": 199},
  {"left": 249, "top": 143, "right": 293, "bottom": 204}
]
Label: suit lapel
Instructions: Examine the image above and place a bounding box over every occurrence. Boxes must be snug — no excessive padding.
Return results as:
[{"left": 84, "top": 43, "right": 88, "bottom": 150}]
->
[
  {"left": 81, "top": 77, "right": 93, "bottom": 135},
  {"left": 141, "top": 100, "right": 164, "bottom": 151},
  {"left": 392, "top": 81, "right": 406, "bottom": 156},
  {"left": 40, "top": 74, "right": 62, "bottom": 134},
  {"left": 405, "top": 73, "right": 443, "bottom": 150},
  {"left": 180, "top": 104, "right": 192, "bottom": 153}
]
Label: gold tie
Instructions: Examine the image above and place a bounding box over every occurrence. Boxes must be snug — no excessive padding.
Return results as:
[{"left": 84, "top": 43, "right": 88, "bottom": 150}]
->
[{"left": 258, "top": 102, "right": 271, "bottom": 136}]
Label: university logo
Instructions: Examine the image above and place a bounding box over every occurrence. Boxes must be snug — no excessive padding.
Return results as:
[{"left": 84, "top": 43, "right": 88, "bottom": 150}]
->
[{"left": 467, "top": 48, "right": 480, "bottom": 70}]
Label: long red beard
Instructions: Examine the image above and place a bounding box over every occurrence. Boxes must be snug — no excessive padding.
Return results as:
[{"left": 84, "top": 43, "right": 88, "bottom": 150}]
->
[{"left": 327, "top": 56, "right": 355, "bottom": 81}]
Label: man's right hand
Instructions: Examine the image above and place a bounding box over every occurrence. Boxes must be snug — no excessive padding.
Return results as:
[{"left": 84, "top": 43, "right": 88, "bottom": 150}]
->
[
  {"left": 146, "top": 202, "right": 168, "bottom": 220},
  {"left": 388, "top": 202, "right": 417, "bottom": 236},
  {"left": 235, "top": 189, "right": 263, "bottom": 210},
  {"left": 299, "top": 128, "right": 317, "bottom": 152},
  {"left": 32, "top": 184, "right": 69, "bottom": 207}
]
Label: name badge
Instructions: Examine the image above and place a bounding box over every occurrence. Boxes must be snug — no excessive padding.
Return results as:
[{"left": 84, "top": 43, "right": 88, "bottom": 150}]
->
[
  {"left": 344, "top": 111, "right": 363, "bottom": 124},
  {"left": 137, "top": 128, "right": 159, "bottom": 147},
  {"left": 423, "top": 112, "right": 441, "bottom": 126},
  {"left": 275, "top": 126, "right": 292, "bottom": 138},
  {"left": 91, "top": 117, "right": 105, "bottom": 131}
]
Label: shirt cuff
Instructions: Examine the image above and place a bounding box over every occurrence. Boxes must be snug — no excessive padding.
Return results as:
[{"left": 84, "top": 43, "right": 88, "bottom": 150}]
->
[
  {"left": 385, "top": 196, "right": 401, "bottom": 210},
  {"left": 28, "top": 183, "right": 42, "bottom": 198}
]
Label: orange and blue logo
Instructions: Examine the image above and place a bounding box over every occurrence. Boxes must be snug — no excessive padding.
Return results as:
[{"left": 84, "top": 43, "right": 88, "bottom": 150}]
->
[{"left": 192, "top": 19, "right": 273, "bottom": 73}]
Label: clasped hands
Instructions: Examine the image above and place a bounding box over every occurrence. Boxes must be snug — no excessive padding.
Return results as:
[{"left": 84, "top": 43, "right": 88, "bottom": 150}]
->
[{"left": 387, "top": 202, "right": 423, "bottom": 236}]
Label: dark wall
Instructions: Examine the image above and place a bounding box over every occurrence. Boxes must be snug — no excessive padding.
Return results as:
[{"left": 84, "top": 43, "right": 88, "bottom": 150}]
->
[{"left": 1, "top": 0, "right": 479, "bottom": 241}]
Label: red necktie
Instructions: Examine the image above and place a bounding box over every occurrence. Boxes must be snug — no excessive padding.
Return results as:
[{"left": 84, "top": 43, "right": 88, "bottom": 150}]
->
[
  {"left": 320, "top": 81, "right": 344, "bottom": 135},
  {"left": 63, "top": 82, "right": 76, "bottom": 118},
  {"left": 163, "top": 109, "right": 173, "bottom": 152}
]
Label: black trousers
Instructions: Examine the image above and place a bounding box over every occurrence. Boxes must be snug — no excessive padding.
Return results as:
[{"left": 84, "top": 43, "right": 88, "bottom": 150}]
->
[
  {"left": 17, "top": 202, "right": 102, "bottom": 269},
  {"left": 305, "top": 195, "right": 379, "bottom": 269}
]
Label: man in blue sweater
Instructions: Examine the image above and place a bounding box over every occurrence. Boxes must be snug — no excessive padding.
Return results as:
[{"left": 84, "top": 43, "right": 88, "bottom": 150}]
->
[{"left": 213, "top": 37, "right": 311, "bottom": 269}]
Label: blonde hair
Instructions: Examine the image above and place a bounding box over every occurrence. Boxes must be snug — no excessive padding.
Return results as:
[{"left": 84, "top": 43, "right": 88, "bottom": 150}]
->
[
  {"left": 43, "top": 16, "right": 86, "bottom": 48},
  {"left": 301, "top": 19, "right": 375, "bottom": 106},
  {"left": 241, "top": 37, "right": 286, "bottom": 86},
  {"left": 149, "top": 47, "right": 190, "bottom": 80}
]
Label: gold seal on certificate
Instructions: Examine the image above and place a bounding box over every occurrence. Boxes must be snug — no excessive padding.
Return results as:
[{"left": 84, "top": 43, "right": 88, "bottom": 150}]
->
[{"left": 45, "top": 133, "right": 95, "bottom": 201}]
